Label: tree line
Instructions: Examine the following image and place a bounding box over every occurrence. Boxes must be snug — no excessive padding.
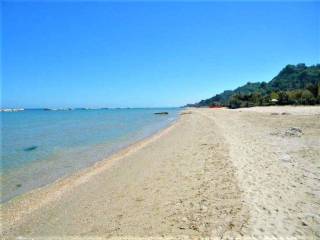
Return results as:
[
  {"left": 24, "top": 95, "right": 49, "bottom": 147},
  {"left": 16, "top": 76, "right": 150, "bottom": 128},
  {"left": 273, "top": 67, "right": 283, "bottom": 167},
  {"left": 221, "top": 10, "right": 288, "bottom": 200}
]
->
[{"left": 189, "top": 64, "right": 320, "bottom": 109}]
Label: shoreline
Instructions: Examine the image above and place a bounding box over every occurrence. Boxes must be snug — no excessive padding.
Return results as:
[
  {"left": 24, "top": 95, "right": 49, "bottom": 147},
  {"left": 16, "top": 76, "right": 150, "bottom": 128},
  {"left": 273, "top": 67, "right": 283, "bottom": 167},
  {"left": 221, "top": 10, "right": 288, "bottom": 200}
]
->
[
  {"left": 1, "top": 111, "right": 179, "bottom": 204},
  {"left": 1, "top": 116, "right": 181, "bottom": 229},
  {"left": 2, "top": 106, "right": 320, "bottom": 238}
]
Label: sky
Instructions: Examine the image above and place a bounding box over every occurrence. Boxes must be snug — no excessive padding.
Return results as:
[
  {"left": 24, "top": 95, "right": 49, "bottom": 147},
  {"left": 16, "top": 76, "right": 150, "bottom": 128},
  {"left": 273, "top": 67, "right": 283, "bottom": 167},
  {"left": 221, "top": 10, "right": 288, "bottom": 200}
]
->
[{"left": 1, "top": 1, "right": 319, "bottom": 108}]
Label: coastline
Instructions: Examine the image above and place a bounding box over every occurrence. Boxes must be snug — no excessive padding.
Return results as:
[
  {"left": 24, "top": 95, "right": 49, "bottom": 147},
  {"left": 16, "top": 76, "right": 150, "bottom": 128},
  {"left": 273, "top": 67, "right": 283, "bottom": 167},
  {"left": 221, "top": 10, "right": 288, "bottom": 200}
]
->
[
  {"left": 1, "top": 115, "right": 181, "bottom": 229},
  {"left": 2, "top": 106, "right": 320, "bottom": 238},
  {"left": 1, "top": 108, "right": 180, "bottom": 203}
]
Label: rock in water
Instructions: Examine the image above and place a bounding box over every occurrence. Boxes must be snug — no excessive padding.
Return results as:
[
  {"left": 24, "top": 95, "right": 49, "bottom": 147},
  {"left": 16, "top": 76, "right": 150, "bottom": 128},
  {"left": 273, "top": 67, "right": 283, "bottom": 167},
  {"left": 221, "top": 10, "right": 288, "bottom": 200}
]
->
[
  {"left": 154, "top": 112, "right": 169, "bottom": 115},
  {"left": 24, "top": 146, "right": 38, "bottom": 152}
]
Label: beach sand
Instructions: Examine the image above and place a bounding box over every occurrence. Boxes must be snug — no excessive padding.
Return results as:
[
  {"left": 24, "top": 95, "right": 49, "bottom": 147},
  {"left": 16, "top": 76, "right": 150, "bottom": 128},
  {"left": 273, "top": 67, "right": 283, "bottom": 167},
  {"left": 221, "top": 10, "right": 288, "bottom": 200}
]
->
[{"left": 1, "top": 106, "right": 320, "bottom": 239}]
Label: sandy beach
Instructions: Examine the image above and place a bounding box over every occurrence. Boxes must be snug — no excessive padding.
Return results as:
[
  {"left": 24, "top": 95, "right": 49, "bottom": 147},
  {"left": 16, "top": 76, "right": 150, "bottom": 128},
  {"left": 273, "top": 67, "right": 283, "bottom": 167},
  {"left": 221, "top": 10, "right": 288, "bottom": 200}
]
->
[{"left": 1, "top": 106, "right": 320, "bottom": 239}]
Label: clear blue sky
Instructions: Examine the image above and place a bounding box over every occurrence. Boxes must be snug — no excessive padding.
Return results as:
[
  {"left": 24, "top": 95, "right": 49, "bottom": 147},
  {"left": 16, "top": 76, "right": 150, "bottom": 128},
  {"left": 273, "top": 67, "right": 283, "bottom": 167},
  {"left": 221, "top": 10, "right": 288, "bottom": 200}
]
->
[{"left": 2, "top": 1, "right": 319, "bottom": 108}]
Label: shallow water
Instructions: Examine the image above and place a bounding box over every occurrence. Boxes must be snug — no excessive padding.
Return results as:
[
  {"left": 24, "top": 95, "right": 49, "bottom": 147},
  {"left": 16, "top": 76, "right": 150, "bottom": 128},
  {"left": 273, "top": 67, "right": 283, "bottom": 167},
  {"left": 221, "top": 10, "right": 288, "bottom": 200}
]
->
[{"left": 0, "top": 108, "right": 180, "bottom": 202}]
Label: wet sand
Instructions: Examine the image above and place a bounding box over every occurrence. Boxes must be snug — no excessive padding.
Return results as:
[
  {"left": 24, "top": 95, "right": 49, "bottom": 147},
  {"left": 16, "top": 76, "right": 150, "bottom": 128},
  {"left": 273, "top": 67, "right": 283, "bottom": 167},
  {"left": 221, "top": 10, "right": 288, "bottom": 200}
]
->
[{"left": 1, "top": 106, "right": 320, "bottom": 239}]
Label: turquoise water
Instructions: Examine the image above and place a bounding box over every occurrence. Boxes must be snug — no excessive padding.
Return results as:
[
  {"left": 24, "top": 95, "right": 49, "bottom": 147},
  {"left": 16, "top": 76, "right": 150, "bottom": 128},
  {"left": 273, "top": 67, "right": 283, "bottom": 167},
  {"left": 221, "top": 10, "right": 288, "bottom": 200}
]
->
[{"left": 1, "top": 108, "right": 179, "bottom": 202}]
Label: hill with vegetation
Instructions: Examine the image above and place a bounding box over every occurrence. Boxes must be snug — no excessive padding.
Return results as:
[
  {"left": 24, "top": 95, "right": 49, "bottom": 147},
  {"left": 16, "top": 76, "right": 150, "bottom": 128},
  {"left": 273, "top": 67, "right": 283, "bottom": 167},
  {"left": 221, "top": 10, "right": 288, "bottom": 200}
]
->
[{"left": 189, "top": 64, "right": 320, "bottom": 108}]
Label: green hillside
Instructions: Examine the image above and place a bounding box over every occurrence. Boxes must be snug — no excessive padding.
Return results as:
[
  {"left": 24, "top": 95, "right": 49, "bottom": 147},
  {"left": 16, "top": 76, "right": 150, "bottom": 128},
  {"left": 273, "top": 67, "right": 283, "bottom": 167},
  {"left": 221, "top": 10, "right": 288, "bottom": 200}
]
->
[{"left": 189, "top": 64, "right": 320, "bottom": 108}]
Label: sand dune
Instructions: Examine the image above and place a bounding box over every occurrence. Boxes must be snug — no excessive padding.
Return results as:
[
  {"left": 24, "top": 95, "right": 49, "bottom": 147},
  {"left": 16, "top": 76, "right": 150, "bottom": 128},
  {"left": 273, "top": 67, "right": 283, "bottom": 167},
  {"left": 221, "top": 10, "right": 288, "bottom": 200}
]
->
[{"left": 2, "top": 106, "right": 320, "bottom": 239}]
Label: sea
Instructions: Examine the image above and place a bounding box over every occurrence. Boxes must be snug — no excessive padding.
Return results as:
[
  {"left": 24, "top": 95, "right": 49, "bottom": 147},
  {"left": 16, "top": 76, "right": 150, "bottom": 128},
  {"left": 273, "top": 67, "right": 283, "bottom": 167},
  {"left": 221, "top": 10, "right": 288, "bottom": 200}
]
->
[{"left": 0, "top": 108, "right": 180, "bottom": 203}]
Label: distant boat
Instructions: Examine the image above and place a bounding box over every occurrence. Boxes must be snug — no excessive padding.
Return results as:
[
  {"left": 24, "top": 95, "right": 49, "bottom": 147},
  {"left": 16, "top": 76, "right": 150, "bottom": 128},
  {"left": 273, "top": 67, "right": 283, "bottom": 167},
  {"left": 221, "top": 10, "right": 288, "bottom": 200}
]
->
[
  {"left": 154, "top": 112, "right": 169, "bottom": 115},
  {"left": 0, "top": 108, "right": 24, "bottom": 112},
  {"left": 43, "top": 108, "right": 73, "bottom": 111}
]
